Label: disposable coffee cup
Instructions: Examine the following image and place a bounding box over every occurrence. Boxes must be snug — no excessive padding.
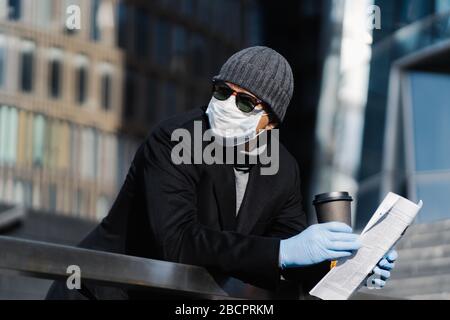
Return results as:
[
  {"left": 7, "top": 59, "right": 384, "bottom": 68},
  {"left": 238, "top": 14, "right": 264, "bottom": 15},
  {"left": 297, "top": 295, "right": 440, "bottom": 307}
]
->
[{"left": 313, "top": 191, "right": 353, "bottom": 227}]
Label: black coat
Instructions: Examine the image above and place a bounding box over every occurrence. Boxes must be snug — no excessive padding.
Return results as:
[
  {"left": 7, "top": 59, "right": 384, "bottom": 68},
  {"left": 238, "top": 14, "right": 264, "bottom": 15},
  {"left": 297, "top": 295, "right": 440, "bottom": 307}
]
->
[{"left": 47, "top": 107, "right": 327, "bottom": 299}]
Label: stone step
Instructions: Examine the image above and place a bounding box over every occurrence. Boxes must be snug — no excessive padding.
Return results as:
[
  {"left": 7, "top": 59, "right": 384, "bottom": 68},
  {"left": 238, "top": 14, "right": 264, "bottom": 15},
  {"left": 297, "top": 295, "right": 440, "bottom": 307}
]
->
[
  {"left": 405, "top": 219, "right": 450, "bottom": 235},
  {"left": 376, "top": 273, "right": 450, "bottom": 298},
  {"left": 395, "top": 243, "right": 450, "bottom": 261},
  {"left": 355, "top": 220, "right": 450, "bottom": 299},
  {"left": 407, "top": 292, "right": 450, "bottom": 300},
  {"left": 396, "top": 231, "right": 450, "bottom": 249},
  {"left": 391, "top": 256, "right": 450, "bottom": 279}
]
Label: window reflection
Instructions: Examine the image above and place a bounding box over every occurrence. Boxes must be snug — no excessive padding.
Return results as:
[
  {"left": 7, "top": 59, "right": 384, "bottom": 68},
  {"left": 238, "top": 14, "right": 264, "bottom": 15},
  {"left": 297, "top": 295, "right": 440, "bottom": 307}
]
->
[
  {"left": 19, "top": 40, "right": 35, "bottom": 93},
  {"left": 166, "top": 82, "right": 177, "bottom": 116},
  {"left": 48, "top": 48, "right": 63, "bottom": 99},
  {"left": 117, "top": 2, "right": 128, "bottom": 49},
  {"left": 101, "top": 73, "right": 112, "bottom": 111},
  {"left": 90, "top": 0, "right": 101, "bottom": 41},
  {"left": 409, "top": 72, "right": 450, "bottom": 172},
  {"left": 8, "top": 0, "right": 21, "bottom": 20},
  {"left": 416, "top": 179, "right": 450, "bottom": 222},
  {"left": 146, "top": 78, "right": 158, "bottom": 123},
  {"left": 124, "top": 70, "right": 136, "bottom": 118},
  {"left": 134, "top": 9, "right": 150, "bottom": 57},
  {"left": 74, "top": 55, "right": 89, "bottom": 105},
  {"left": 154, "top": 18, "right": 170, "bottom": 66},
  {"left": 0, "top": 35, "right": 6, "bottom": 88},
  {"left": 191, "top": 35, "right": 207, "bottom": 76}
]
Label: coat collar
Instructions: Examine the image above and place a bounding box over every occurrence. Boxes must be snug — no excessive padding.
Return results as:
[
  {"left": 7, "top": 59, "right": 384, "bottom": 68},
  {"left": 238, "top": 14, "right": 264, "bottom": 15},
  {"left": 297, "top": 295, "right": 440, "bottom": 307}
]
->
[
  {"left": 199, "top": 111, "right": 273, "bottom": 234},
  {"left": 235, "top": 163, "right": 272, "bottom": 234},
  {"left": 210, "top": 162, "right": 272, "bottom": 235},
  {"left": 211, "top": 163, "right": 237, "bottom": 231}
]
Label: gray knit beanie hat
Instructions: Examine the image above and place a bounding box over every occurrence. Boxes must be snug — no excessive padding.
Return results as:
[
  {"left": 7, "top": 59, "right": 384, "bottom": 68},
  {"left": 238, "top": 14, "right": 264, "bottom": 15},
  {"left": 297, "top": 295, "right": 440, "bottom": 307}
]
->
[{"left": 213, "top": 46, "right": 294, "bottom": 122}]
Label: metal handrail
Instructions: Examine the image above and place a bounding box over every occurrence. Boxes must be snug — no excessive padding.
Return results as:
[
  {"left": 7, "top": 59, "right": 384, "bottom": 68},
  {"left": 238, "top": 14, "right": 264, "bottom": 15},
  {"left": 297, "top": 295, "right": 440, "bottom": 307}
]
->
[
  {"left": 0, "top": 206, "right": 26, "bottom": 231},
  {"left": 0, "top": 236, "right": 396, "bottom": 300},
  {"left": 0, "top": 236, "right": 288, "bottom": 299}
]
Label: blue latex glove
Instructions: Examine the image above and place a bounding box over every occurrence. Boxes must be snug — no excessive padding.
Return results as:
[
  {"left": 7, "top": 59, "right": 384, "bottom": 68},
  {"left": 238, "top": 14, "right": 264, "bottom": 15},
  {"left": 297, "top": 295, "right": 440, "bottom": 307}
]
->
[
  {"left": 366, "top": 249, "right": 398, "bottom": 288},
  {"left": 279, "top": 222, "right": 361, "bottom": 269}
]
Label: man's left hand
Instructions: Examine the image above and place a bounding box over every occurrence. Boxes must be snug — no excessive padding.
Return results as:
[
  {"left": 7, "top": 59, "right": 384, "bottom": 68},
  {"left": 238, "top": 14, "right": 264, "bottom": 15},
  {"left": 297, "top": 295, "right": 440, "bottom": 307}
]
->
[{"left": 365, "top": 249, "right": 398, "bottom": 288}]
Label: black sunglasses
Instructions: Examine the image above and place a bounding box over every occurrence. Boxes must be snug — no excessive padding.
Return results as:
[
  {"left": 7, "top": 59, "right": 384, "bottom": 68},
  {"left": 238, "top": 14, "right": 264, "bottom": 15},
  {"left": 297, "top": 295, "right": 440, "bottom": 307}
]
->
[{"left": 212, "top": 80, "right": 265, "bottom": 113}]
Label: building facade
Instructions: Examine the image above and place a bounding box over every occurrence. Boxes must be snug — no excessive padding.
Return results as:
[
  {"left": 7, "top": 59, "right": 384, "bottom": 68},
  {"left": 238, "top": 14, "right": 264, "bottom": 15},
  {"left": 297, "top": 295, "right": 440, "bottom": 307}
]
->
[
  {"left": 312, "top": 0, "right": 450, "bottom": 298},
  {"left": 0, "top": 0, "right": 259, "bottom": 220},
  {"left": 313, "top": 0, "right": 450, "bottom": 228}
]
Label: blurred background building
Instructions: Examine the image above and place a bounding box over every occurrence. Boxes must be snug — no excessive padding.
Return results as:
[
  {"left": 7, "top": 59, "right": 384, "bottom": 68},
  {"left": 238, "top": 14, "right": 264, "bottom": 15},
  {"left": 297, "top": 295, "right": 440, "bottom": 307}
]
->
[
  {"left": 0, "top": 0, "right": 259, "bottom": 221},
  {"left": 0, "top": 0, "right": 450, "bottom": 299},
  {"left": 312, "top": 0, "right": 450, "bottom": 299}
]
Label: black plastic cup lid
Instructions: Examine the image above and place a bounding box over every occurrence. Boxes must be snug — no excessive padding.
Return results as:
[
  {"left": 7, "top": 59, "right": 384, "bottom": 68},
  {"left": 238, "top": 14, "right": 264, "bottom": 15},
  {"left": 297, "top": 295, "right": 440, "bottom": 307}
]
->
[{"left": 313, "top": 191, "right": 353, "bottom": 205}]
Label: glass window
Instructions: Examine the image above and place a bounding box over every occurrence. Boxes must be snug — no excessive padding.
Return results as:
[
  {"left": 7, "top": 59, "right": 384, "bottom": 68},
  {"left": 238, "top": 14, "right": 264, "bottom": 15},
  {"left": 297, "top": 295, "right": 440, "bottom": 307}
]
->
[
  {"left": 172, "top": 25, "right": 187, "bottom": 56},
  {"left": 213, "top": 0, "right": 230, "bottom": 36},
  {"left": 180, "top": 0, "right": 194, "bottom": 16},
  {"left": 45, "top": 119, "right": 59, "bottom": 169},
  {"left": 196, "top": 0, "right": 211, "bottom": 26},
  {"left": 48, "top": 48, "right": 63, "bottom": 99},
  {"left": 134, "top": 9, "right": 150, "bottom": 57},
  {"left": 409, "top": 72, "right": 450, "bottom": 171},
  {"left": 116, "top": 2, "right": 128, "bottom": 49},
  {"left": 117, "top": 136, "right": 128, "bottom": 183},
  {"left": 229, "top": 0, "right": 241, "bottom": 39},
  {"left": 436, "top": 0, "right": 450, "bottom": 13},
  {"left": 8, "top": 0, "right": 21, "bottom": 20},
  {"left": 49, "top": 184, "right": 57, "bottom": 212},
  {"left": 90, "top": 0, "right": 101, "bottom": 41},
  {"left": 403, "top": 71, "right": 450, "bottom": 223},
  {"left": 69, "top": 123, "right": 80, "bottom": 177},
  {"left": 0, "top": 106, "right": 16, "bottom": 165},
  {"left": 76, "top": 67, "right": 87, "bottom": 103},
  {"left": 8, "top": 107, "right": 18, "bottom": 165},
  {"left": 74, "top": 55, "right": 89, "bottom": 105},
  {"left": 190, "top": 34, "right": 207, "bottom": 76},
  {"left": 399, "top": 0, "right": 435, "bottom": 25},
  {"left": 165, "top": 82, "right": 177, "bottom": 117},
  {"left": 105, "top": 134, "right": 118, "bottom": 187},
  {"left": 246, "top": 1, "right": 263, "bottom": 46},
  {"left": 146, "top": 77, "right": 158, "bottom": 123},
  {"left": 49, "top": 60, "right": 62, "bottom": 98},
  {"left": 32, "top": 114, "right": 46, "bottom": 167},
  {"left": 355, "top": 183, "right": 381, "bottom": 230},
  {"left": 153, "top": 18, "right": 170, "bottom": 65},
  {"left": 171, "top": 25, "right": 187, "bottom": 72},
  {"left": 19, "top": 40, "right": 35, "bottom": 92},
  {"left": 124, "top": 70, "right": 136, "bottom": 118},
  {"left": 158, "top": 0, "right": 178, "bottom": 10},
  {"left": 101, "top": 73, "right": 112, "bottom": 110},
  {"left": 24, "top": 180, "right": 32, "bottom": 208},
  {"left": 96, "top": 132, "right": 105, "bottom": 183},
  {"left": 81, "top": 127, "right": 96, "bottom": 180},
  {"left": 13, "top": 180, "right": 24, "bottom": 205},
  {"left": 15, "top": 180, "right": 32, "bottom": 207},
  {"left": 415, "top": 179, "right": 450, "bottom": 223},
  {"left": 99, "top": 62, "right": 114, "bottom": 111},
  {"left": 0, "top": 35, "right": 6, "bottom": 88},
  {"left": 0, "top": 106, "right": 7, "bottom": 164},
  {"left": 74, "top": 188, "right": 83, "bottom": 216}
]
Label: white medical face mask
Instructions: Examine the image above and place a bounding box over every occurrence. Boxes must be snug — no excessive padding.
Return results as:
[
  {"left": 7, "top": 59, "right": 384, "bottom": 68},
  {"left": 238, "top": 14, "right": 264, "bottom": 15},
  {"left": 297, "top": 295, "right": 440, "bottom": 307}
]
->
[{"left": 206, "top": 96, "right": 266, "bottom": 147}]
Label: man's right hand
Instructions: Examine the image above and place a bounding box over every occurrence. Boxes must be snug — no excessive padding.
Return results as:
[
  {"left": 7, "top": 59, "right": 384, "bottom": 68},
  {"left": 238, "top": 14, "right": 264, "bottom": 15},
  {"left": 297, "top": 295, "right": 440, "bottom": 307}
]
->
[{"left": 279, "top": 222, "right": 361, "bottom": 269}]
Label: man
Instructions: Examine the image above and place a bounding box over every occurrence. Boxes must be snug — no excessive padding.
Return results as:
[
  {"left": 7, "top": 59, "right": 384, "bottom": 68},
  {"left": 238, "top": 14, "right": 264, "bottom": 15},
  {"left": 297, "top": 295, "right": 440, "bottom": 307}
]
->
[{"left": 47, "top": 46, "right": 396, "bottom": 299}]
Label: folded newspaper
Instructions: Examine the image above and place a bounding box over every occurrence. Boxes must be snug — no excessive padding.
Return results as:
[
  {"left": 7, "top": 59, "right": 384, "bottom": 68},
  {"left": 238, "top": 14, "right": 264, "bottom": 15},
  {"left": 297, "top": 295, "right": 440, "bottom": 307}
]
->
[{"left": 309, "top": 192, "right": 423, "bottom": 300}]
